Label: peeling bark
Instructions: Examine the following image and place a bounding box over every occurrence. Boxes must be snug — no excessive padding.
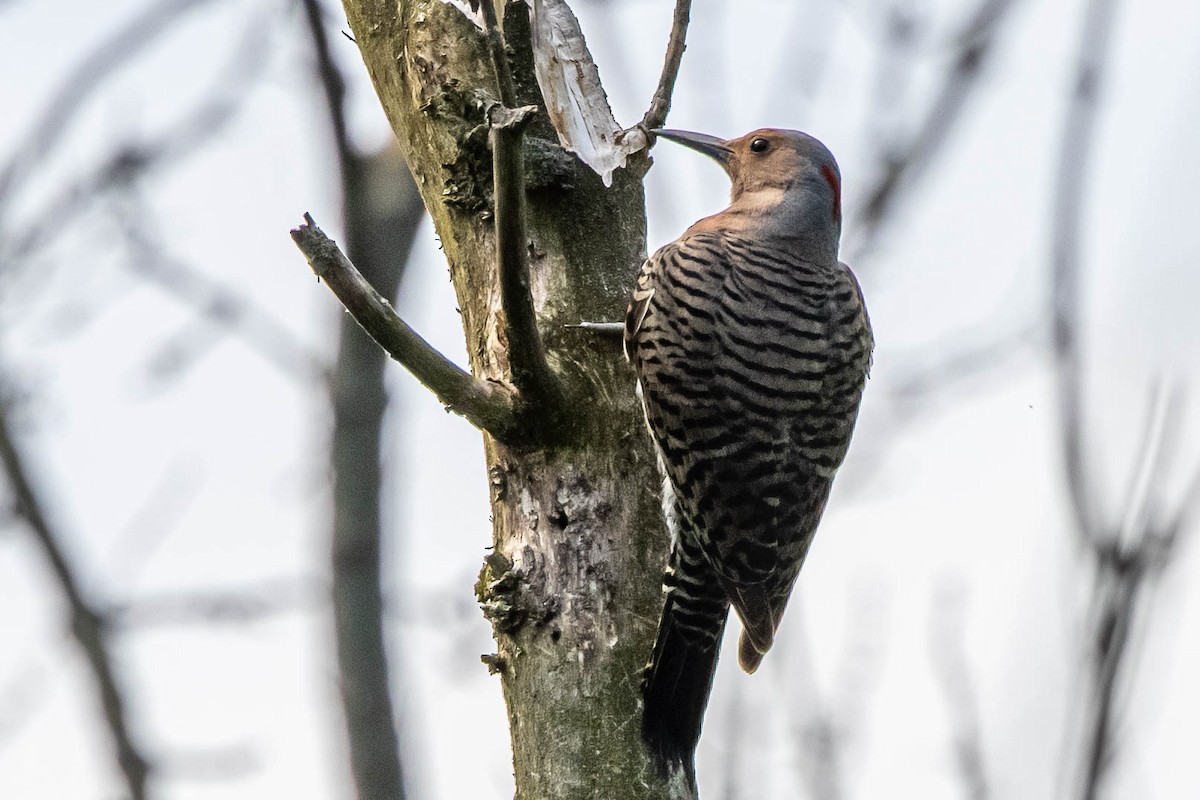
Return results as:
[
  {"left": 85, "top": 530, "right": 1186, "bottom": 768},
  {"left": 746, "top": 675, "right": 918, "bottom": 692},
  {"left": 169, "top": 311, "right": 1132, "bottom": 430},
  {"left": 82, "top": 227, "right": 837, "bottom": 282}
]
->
[{"left": 525, "top": 0, "right": 644, "bottom": 186}]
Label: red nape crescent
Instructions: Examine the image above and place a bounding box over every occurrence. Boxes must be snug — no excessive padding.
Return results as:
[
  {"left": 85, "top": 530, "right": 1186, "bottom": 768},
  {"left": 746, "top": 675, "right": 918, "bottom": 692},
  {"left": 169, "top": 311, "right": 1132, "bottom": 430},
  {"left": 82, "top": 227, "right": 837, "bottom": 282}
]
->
[{"left": 820, "top": 163, "right": 841, "bottom": 221}]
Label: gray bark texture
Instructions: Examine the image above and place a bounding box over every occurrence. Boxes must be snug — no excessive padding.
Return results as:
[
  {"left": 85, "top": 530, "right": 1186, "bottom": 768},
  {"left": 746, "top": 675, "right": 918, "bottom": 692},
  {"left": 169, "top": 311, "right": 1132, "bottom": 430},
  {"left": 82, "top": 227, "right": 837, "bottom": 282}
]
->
[{"left": 339, "top": 1, "right": 685, "bottom": 798}]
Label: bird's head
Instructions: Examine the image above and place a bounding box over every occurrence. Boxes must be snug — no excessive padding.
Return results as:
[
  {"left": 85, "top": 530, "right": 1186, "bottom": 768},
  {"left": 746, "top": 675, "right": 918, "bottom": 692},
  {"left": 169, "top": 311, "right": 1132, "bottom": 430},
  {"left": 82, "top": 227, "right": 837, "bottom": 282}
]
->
[{"left": 652, "top": 127, "right": 842, "bottom": 257}]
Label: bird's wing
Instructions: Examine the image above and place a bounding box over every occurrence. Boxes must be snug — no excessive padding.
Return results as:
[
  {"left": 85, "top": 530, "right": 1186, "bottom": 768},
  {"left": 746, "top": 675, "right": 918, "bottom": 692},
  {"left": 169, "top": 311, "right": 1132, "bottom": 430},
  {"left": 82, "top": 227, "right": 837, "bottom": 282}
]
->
[
  {"left": 623, "top": 258, "right": 655, "bottom": 364},
  {"left": 840, "top": 261, "right": 874, "bottom": 374},
  {"left": 701, "top": 243, "right": 869, "bottom": 643},
  {"left": 627, "top": 236, "right": 871, "bottom": 659}
]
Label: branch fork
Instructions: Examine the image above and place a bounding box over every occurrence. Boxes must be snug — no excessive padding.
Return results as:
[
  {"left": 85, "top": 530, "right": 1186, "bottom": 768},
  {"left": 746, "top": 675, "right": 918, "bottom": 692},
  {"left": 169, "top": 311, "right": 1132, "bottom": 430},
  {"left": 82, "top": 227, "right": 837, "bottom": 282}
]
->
[
  {"left": 293, "top": 0, "right": 697, "bottom": 446},
  {"left": 291, "top": 52, "right": 561, "bottom": 444},
  {"left": 288, "top": 1, "right": 567, "bottom": 446}
]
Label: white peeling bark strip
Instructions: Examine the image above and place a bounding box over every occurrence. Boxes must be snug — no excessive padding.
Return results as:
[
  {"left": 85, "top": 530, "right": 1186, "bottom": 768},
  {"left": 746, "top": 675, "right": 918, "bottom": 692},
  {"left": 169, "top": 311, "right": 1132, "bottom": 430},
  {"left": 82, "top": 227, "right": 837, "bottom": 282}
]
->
[
  {"left": 526, "top": 0, "right": 645, "bottom": 186},
  {"left": 438, "top": 0, "right": 484, "bottom": 29}
]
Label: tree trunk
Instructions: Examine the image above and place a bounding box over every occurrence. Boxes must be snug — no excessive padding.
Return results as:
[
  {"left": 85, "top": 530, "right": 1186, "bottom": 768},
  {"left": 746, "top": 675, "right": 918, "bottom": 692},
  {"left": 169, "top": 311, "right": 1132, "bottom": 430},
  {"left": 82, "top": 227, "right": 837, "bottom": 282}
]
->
[{"left": 340, "top": 1, "right": 682, "bottom": 798}]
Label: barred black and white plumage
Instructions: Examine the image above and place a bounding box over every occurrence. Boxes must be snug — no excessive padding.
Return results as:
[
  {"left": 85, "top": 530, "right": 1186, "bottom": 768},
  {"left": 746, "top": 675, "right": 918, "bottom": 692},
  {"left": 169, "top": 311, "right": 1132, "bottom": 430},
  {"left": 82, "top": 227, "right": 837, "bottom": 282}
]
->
[{"left": 627, "top": 128, "right": 872, "bottom": 783}]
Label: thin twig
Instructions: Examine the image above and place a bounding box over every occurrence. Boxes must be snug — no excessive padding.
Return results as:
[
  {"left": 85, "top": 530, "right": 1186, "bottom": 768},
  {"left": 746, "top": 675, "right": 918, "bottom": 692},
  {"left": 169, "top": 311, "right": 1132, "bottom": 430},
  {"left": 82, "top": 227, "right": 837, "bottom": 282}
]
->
[
  {"left": 762, "top": 0, "right": 837, "bottom": 125},
  {"left": 1114, "top": 382, "right": 1174, "bottom": 551},
  {"left": 641, "top": 0, "right": 693, "bottom": 130},
  {"left": 929, "top": 580, "right": 990, "bottom": 800},
  {"left": 862, "top": 1, "right": 922, "bottom": 151},
  {"left": 1050, "top": 0, "right": 1119, "bottom": 548},
  {"left": 1077, "top": 562, "right": 1136, "bottom": 800},
  {"left": 1161, "top": 461, "right": 1200, "bottom": 545},
  {"left": 1048, "top": 2, "right": 1134, "bottom": 795},
  {"left": 107, "top": 576, "right": 323, "bottom": 629},
  {"left": 479, "top": 0, "right": 518, "bottom": 107},
  {"left": 290, "top": 214, "right": 519, "bottom": 439},
  {"left": 113, "top": 200, "right": 326, "bottom": 383},
  {"left": 0, "top": 402, "right": 149, "bottom": 800},
  {"left": 886, "top": 321, "right": 1039, "bottom": 404},
  {"left": 105, "top": 577, "right": 480, "bottom": 630},
  {"left": 0, "top": 0, "right": 220, "bottom": 218},
  {"left": 1073, "top": 388, "right": 1193, "bottom": 800},
  {"left": 846, "top": 0, "right": 1020, "bottom": 263},
  {"left": 3, "top": 14, "right": 268, "bottom": 270},
  {"left": 777, "top": 605, "right": 845, "bottom": 800},
  {"left": 299, "top": 0, "right": 355, "bottom": 185}
]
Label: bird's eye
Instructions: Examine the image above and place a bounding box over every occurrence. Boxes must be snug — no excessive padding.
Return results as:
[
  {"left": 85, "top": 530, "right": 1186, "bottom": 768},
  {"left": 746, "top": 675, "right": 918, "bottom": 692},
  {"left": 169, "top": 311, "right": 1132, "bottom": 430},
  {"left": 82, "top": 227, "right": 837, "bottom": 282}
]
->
[{"left": 749, "top": 137, "right": 770, "bottom": 153}]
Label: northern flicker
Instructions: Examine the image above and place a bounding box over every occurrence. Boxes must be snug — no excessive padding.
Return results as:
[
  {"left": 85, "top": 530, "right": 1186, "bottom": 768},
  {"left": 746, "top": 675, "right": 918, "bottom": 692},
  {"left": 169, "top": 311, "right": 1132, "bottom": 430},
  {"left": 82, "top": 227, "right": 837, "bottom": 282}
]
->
[{"left": 626, "top": 128, "right": 873, "bottom": 781}]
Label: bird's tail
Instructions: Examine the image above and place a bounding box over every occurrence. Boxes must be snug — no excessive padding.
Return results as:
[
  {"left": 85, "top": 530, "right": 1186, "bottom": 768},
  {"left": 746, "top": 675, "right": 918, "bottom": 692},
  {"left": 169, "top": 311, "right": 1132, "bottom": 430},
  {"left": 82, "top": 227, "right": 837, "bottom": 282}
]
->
[{"left": 641, "top": 538, "right": 730, "bottom": 785}]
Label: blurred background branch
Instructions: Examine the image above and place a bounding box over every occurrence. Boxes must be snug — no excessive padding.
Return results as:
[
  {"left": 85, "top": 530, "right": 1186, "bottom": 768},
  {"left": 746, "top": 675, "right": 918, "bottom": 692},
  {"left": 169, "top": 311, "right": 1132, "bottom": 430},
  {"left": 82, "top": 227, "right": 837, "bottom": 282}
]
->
[
  {"left": 0, "top": 0, "right": 223, "bottom": 217},
  {"left": 930, "top": 579, "right": 990, "bottom": 800},
  {"left": 0, "top": 401, "right": 150, "bottom": 800},
  {"left": 1050, "top": 1, "right": 1200, "bottom": 798},
  {"left": 845, "top": 0, "right": 1021, "bottom": 264},
  {"left": 299, "top": 1, "right": 425, "bottom": 798}
]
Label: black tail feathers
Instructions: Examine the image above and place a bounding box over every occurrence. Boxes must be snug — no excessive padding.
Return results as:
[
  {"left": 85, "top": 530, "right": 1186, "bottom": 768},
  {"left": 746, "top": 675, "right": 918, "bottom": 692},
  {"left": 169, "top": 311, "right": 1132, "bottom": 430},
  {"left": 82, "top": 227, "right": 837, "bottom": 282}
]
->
[{"left": 641, "top": 590, "right": 729, "bottom": 786}]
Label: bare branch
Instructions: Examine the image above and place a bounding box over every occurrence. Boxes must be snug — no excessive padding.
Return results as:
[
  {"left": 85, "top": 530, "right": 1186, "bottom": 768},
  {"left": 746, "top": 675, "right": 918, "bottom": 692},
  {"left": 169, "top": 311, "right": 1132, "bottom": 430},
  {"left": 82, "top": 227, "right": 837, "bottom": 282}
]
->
[
  {"left": 302, "top": 11, "right": 425, "bottom": 795},
  {"left": 1076, "top": 559, "right": 1141, "bottom": 800},
  {"left": 846, "top": 0, "right": 1020, "bottom": 263},
  {"left": 113, "top": 200, "right": 327, "bottom": 383},
  {"left": 762, "top": 0, "right": 837, "bottom": 124},
  {"left": 0, "top": 657, "right": 49, "bottom": 748},
  {"left": 290, "top": 214, "right": 519, "bottom": 439},
  {"left": 1051, "top": 0, "right": 1120, "bottom": 547},
  {"left": 0, "top": 0, "right": 220, "bottom": 216},
  {"left": 106, "top": 460, "right": 201, "bottom": 584},
  {"left": 107, "top": 577, "right": 323, "bottom": 629},
  {"left": 1048, "top": 3, "right": 1146, "bottom": 796},
  {"left": 641, "top": 0, "right": 693, "bottom": 131},
  {"left": 104, "top": 576, "right": 481, "bottom": 630},
  {"left": 299, "top": 0, "right": 355, "bottom": 184},
  {"left": 929, "top": 580, "right": 990, "bottom": 800},
  {"left": 861, "top": 1, "right": 923, "bottom": 151},
  {"left": 1063, "top": 385, "right": 1195, "bottom": 800},
  {"left": 777, "top": 606, "right": 845, "bottom": 800},
  {"left": 480, "top": 0, "right": 519, "bottom": 107},
  {"left": 1160, "top": 460, "right": 1200, "bottom": 546},
  {"left": 489, "top": 105, "right": 564, "bottom": 417},
  {"left": 0, "top": 403, "right": 149, "bottom": 800},
  {"left": 1114, "top": 381, "right": 1175, "bottom": 551},
  {"left": 477, "top": 5, "right": 565, "bottom": 422},
  {"left": 885, "top": 321, "right": 1039, "bottom": 406},
  {"left": 3, "top": 14, "right": 269, "bottom": 270}
]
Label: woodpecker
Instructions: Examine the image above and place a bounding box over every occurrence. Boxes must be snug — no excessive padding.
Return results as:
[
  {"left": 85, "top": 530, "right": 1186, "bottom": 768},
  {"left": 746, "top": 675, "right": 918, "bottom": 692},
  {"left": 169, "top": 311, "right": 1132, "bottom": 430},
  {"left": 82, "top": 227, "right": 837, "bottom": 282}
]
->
[{"left": 625, "top": 128, "right": 872, "bottom": 782}]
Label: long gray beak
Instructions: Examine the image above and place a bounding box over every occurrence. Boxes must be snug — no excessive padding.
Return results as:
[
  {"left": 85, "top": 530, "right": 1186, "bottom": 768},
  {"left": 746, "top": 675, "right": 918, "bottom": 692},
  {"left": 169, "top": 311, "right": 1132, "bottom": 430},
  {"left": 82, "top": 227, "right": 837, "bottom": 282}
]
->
[{"left": 651, "top": 128, "right": 732, "bottom": 167}]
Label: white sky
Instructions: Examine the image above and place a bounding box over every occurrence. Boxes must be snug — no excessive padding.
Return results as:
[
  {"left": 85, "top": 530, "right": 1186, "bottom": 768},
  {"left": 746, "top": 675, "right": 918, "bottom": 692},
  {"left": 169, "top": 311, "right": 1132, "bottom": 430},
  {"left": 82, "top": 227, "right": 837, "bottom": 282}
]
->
[{"left": 2, "top": 0, "right": 1199, "bottom": 798}]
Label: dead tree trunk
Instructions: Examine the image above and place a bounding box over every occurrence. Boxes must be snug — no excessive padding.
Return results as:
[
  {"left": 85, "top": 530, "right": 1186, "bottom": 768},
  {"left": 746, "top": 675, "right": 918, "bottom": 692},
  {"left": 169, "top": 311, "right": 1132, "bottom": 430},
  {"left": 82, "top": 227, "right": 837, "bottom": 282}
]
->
[{"left": 325, "top": 1, "right": 686, "bottom": 797}]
